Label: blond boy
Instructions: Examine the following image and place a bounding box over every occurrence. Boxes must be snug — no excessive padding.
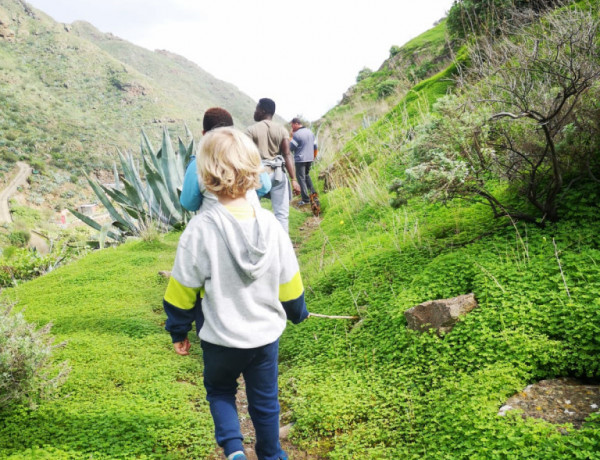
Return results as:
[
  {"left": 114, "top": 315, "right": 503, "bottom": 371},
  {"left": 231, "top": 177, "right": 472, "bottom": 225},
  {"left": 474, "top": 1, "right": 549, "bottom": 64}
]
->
[{"left": 163, "top": 127, "right": 308, "bottom": 460}]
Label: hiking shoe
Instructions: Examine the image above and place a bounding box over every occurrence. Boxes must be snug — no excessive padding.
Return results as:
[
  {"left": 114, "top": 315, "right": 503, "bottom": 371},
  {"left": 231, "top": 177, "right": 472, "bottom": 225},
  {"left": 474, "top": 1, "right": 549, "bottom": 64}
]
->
[
  {"left": 227, "top": 452, "right": 246, "bottom": 460},
  {"left": 298, "top": 200, "right": 310, "bottom": 206}
]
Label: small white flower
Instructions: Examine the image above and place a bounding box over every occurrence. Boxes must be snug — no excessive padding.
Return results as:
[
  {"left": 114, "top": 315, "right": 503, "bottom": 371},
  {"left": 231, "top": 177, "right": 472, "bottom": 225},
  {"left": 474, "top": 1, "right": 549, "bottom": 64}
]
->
[
  {"left": 564, "top": 409, "right": 575, "bottom": 415},
  {"left": 591, "top": 404, "right": 598, "bottom": 409},
  {"left": 565, "top": 400, "right": 571, "bottom": 405}
]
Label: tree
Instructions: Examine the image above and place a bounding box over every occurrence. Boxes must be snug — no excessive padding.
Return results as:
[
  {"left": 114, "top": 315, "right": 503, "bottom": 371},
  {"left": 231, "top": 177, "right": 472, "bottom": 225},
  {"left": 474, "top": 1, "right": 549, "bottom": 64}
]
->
[{"left": 392, "top": 7, "right": 600, "bottom": 225}]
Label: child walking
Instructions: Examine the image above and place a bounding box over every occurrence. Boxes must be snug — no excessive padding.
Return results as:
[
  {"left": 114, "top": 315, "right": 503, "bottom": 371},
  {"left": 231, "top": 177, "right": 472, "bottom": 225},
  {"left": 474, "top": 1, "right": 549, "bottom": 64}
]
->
[{"left": 163, "top": 127, "right": 309, "bottom": 460}]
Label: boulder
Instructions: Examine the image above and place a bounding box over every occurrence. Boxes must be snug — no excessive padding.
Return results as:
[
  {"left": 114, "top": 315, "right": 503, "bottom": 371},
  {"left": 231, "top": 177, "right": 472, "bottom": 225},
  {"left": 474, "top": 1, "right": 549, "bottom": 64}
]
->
[
  {"left": 404, "top": 293, "right": 478, "bottom": 334},
  {"left": 498, "top": 378, "right": 600, "bottom": 430}
]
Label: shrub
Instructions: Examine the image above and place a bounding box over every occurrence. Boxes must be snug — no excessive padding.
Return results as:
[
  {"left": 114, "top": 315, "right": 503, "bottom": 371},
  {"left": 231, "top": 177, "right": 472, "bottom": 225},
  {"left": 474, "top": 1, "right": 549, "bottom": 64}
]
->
[
  {"left": 0, "top": 303, "right": 70, "bottom": 409},
  {"left": 376, "top": 79, "right": 400, "bottom": 98},
  {"left": 0, "top": 149, "right": 19, "bottom": 164},
  {"left": 0, "top": 248, "right": 62, "bottom": 287},
  {"left": 356, "top": 67, "right": 373, "bottom": 83},
  {"left": 389, "top": 45, "right": 402, "bottom": 57},
  {"left": 446, "top": 0, "right": 561, "bottom": 38},
  {"left": 8, "top": 230, "right": 30, "bottom": 248}
]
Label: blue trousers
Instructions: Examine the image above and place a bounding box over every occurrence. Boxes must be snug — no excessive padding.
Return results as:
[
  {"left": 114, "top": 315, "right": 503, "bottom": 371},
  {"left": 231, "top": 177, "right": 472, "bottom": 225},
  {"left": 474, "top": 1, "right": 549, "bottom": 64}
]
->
[{"left": 201, "top": 339, "right": 285, "bottom": 460}]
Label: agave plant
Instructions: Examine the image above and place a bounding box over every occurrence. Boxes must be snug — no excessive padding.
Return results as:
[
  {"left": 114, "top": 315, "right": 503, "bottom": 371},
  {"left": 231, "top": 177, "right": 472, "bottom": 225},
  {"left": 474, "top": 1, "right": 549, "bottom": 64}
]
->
[{"left": 70, "top": 126, "right": 194, "bottom": 243}]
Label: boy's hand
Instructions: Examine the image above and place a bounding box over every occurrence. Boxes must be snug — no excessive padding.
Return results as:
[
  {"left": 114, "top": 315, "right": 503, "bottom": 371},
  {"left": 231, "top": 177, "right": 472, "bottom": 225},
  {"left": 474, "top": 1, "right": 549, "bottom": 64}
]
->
[{"left": 173, "top": 338, "right": 191, "bottom": 355}]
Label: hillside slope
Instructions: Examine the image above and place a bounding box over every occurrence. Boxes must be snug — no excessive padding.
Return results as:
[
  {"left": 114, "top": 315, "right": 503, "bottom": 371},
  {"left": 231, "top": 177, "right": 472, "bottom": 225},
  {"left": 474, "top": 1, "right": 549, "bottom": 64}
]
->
[{"left": 0, "top": 0, "right": 257, "bottom": 211}]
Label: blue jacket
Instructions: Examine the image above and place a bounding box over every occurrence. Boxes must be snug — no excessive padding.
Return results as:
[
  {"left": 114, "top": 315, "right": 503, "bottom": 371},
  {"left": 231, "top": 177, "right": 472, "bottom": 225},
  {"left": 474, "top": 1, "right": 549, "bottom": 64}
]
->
[{"left": 180, "top": 156, "right": 272, "bottom": 212}]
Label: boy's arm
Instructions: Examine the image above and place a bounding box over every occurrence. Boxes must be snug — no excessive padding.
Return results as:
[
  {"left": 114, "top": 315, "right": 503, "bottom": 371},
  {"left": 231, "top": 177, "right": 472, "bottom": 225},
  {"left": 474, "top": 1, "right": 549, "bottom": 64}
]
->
[
  {"left": 163, "top": 276, "right": 203, "bottom": 343},
  {"left": 180, "top": 158, "right": 203, "bottom": 212},
  {"left": 278, "top": 226, "right": 309, "bottom": 323},
  {"left": 279, "top": 271, "right": 309, "bottom": 324}
]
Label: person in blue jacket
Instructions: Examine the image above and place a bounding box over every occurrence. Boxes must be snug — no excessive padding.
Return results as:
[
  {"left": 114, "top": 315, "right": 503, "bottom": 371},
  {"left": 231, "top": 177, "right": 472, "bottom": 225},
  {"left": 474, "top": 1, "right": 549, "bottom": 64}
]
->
[{"left": 180, "top": 107, "right": 271, "bottom": 212}]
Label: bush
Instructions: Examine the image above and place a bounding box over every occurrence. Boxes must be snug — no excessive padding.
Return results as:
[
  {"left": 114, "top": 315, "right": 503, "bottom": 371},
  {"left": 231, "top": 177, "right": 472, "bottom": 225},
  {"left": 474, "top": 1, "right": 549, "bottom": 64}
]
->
[
  {"left": 0, "top": 248, "right": 61, "bottom": 287},
  {"left": 376, "top": 79, "right": 400, "bottom": 98},
  {"left": 0, "top": 303, "right": 69, "bottom": 409},
  {"left": 446, "top": 0, "right": 561, "bottom": 38},
  {"left": 8, "top": 230, "right": 30, "bottom": 248},
  {"left": 356, "top": 67, "right": 373, "bottom": 83}
]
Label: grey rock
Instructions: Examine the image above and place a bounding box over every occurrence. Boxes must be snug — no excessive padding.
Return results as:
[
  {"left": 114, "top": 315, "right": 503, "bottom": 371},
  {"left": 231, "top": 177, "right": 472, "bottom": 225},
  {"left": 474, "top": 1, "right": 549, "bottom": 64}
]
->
[{"left": 404, "top": 293, "right": 478, "bottom": 334}]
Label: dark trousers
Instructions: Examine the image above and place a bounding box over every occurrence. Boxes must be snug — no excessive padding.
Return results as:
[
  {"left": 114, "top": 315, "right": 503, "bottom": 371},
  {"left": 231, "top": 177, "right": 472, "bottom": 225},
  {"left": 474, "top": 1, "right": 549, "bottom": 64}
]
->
[
  {"left": 201, "top": 339, "right": 284, "bottom": 460},
  {"left": 295, "top": 161, "right": 315, "bottom": 202}
]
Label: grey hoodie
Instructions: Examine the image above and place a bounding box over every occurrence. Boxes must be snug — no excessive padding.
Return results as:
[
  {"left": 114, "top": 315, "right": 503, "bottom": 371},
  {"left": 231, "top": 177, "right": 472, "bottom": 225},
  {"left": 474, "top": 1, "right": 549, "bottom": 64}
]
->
[{"left": 170, "top": 202, "right": 304, "bottom": 348}]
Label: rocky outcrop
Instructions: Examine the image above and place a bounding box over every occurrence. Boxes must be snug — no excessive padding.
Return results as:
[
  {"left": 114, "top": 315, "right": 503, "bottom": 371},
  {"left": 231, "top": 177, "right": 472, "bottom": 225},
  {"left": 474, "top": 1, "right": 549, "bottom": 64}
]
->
[
  {"left": 404, "top": 293, "right": 478, "bottom": 334},
  {"left": 498, "top": 378, "right": 600, "bottom": 429}
]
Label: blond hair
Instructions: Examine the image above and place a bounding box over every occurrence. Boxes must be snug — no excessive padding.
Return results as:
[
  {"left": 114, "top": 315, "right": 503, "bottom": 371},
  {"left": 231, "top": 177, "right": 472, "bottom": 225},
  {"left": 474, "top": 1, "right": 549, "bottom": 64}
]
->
[{"left": 198, "top": 127, "right": 262, "bottom": 197}]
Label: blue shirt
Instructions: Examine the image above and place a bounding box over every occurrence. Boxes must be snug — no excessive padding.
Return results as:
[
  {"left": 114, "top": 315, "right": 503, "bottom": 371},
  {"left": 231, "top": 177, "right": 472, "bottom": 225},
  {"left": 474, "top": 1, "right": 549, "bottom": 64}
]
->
[
  {"left": 290, "top": 127, "right": 317, "bottom": 163},
  {"left": 180, "top": 157, "right": 272, "bottom": 212}
]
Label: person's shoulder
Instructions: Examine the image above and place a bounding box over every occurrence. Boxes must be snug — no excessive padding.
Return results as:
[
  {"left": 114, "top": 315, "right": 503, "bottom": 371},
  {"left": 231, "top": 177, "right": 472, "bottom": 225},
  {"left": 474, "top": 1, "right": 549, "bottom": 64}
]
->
[{"left": 274, "top": 122, "right": 289, "bottom": 137}]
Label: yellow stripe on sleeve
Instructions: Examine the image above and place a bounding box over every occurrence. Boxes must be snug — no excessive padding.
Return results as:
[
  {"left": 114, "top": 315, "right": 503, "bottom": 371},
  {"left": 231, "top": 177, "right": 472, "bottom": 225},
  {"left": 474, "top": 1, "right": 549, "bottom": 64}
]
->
[
  {"left": 279, "top": 271, "right": 303, "bottom": 302},
  {"left": 164, "top": 277, "right": 202, "bottom": 310}
]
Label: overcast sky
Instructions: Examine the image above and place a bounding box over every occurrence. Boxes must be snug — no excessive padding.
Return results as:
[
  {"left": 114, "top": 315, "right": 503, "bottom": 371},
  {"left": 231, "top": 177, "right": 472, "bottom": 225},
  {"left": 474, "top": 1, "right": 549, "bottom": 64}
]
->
[{"left": 26, "top": 0, "right": 454, "bottom": 121}]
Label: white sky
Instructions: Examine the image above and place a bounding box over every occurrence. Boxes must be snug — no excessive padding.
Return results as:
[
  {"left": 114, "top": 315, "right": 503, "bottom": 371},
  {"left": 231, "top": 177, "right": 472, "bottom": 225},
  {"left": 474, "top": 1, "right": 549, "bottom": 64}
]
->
[{"left": 26, "top": 0, "right": 454, "bottom": 121}]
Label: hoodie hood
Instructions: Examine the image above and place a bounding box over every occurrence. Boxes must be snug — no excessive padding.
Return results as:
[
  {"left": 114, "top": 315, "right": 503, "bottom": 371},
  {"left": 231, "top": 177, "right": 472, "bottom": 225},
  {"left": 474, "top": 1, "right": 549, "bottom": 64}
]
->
[{"left": 204, "top": 202, "right": 273, "bottom": 280}]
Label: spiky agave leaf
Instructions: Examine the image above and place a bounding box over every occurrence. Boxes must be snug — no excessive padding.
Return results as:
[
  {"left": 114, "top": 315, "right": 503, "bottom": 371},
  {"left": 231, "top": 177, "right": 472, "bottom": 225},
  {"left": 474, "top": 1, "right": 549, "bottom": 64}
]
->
[
  {"left": 142, "top": 156, "right": 182, "bottom": 225},
  {"left": 158, "top": 125, "right": 183, "bottom": 206},
  {"left": 83, "top": 172, "right": 137, "bottom": 234},
  {"left": 68, "top": 208, "right": 124, "bottom": 242}
]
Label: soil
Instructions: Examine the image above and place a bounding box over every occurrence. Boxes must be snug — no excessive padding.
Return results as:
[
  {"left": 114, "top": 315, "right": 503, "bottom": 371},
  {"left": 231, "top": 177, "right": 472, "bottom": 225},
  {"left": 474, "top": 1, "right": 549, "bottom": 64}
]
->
[{"left": 499, "top": 377, "right": 600, "bottom": 430}]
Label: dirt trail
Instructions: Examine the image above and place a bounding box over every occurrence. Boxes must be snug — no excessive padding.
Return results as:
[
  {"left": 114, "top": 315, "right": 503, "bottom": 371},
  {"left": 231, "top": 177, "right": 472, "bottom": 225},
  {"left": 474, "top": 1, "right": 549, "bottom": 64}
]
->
[{"left": 0, "top": 161, "right": 31, "bottom": 224}]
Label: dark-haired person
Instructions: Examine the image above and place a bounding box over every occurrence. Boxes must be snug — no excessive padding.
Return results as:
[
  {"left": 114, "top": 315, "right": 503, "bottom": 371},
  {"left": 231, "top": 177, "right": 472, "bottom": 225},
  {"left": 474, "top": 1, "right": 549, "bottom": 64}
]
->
[
  {"left": 246, "top": 98, "right": 300, "bottom": 233},
  {"left": 180, "top": 107, "right": 271, "bottom": 211},
  {"left": 289, "top": 117, "right": 318, "bottom": 205}
]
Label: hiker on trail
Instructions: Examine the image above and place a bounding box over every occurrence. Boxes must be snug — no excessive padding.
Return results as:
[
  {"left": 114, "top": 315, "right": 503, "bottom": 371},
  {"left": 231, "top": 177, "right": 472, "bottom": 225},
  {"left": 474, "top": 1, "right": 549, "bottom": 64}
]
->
[
  {"left": 163, "top": 127, "right": 309, "bottom": 460},
  {"left": 180, "top": 107, "right": 271, "bottom": 212},
  {"left": 289, "top": 117, "right": 318, "bottom": 206},
  {"left": 246, "top": 98, "right": 300, "bottom": 233}
]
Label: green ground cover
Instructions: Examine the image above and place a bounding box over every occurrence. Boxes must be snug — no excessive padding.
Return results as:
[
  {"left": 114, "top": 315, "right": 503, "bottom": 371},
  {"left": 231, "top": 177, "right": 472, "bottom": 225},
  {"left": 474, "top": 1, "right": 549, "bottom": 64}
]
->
[{"left": 0, "top": 185, "right": 598, "bottom": 459}]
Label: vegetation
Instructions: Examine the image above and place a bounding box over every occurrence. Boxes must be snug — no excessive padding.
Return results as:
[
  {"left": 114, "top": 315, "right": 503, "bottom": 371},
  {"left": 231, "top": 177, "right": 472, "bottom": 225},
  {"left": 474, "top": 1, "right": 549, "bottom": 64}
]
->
[
  {"left": 70, "top": 127, "right": 194, "bottom": 242},
  {"left": 390, "top": 6, "right": 600, "bottom": 225},
  {"left": 0, "top": 303, "right": 69, "bottom": 410},
  {"left": 446, "top": 0, "right": 562, "bottom": 37},
  {"left": 0, "top": 0, "right": 256, "bottom": 212},
  {"left": 0, "top": 0, "right": 599, "bottom": 458}
]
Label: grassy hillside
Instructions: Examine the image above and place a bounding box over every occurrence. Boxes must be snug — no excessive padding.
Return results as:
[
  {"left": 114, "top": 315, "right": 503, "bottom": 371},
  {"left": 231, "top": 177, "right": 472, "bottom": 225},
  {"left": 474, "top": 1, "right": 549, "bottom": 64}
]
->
[
  {"left": 70, "top": 21, "right": 257, "bottom": 129},
  {"left": 0, "top": 0, "right": 256, "bottom": 212}
]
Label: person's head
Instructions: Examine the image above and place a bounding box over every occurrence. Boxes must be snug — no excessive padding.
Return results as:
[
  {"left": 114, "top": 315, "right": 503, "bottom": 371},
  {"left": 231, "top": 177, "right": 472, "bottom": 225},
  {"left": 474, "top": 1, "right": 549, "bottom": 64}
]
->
[
  {"left": 253, "top": 98, "right": 276, "bottom": 122},
  {"left": 198, "top": 127, "right": 261, "bottom": 197},
  {"left": 290, "top": 117, "right": 303, "bottom": 132},
  {"left": 203, "top": 107, "right": 234, "bottom": 134}
]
